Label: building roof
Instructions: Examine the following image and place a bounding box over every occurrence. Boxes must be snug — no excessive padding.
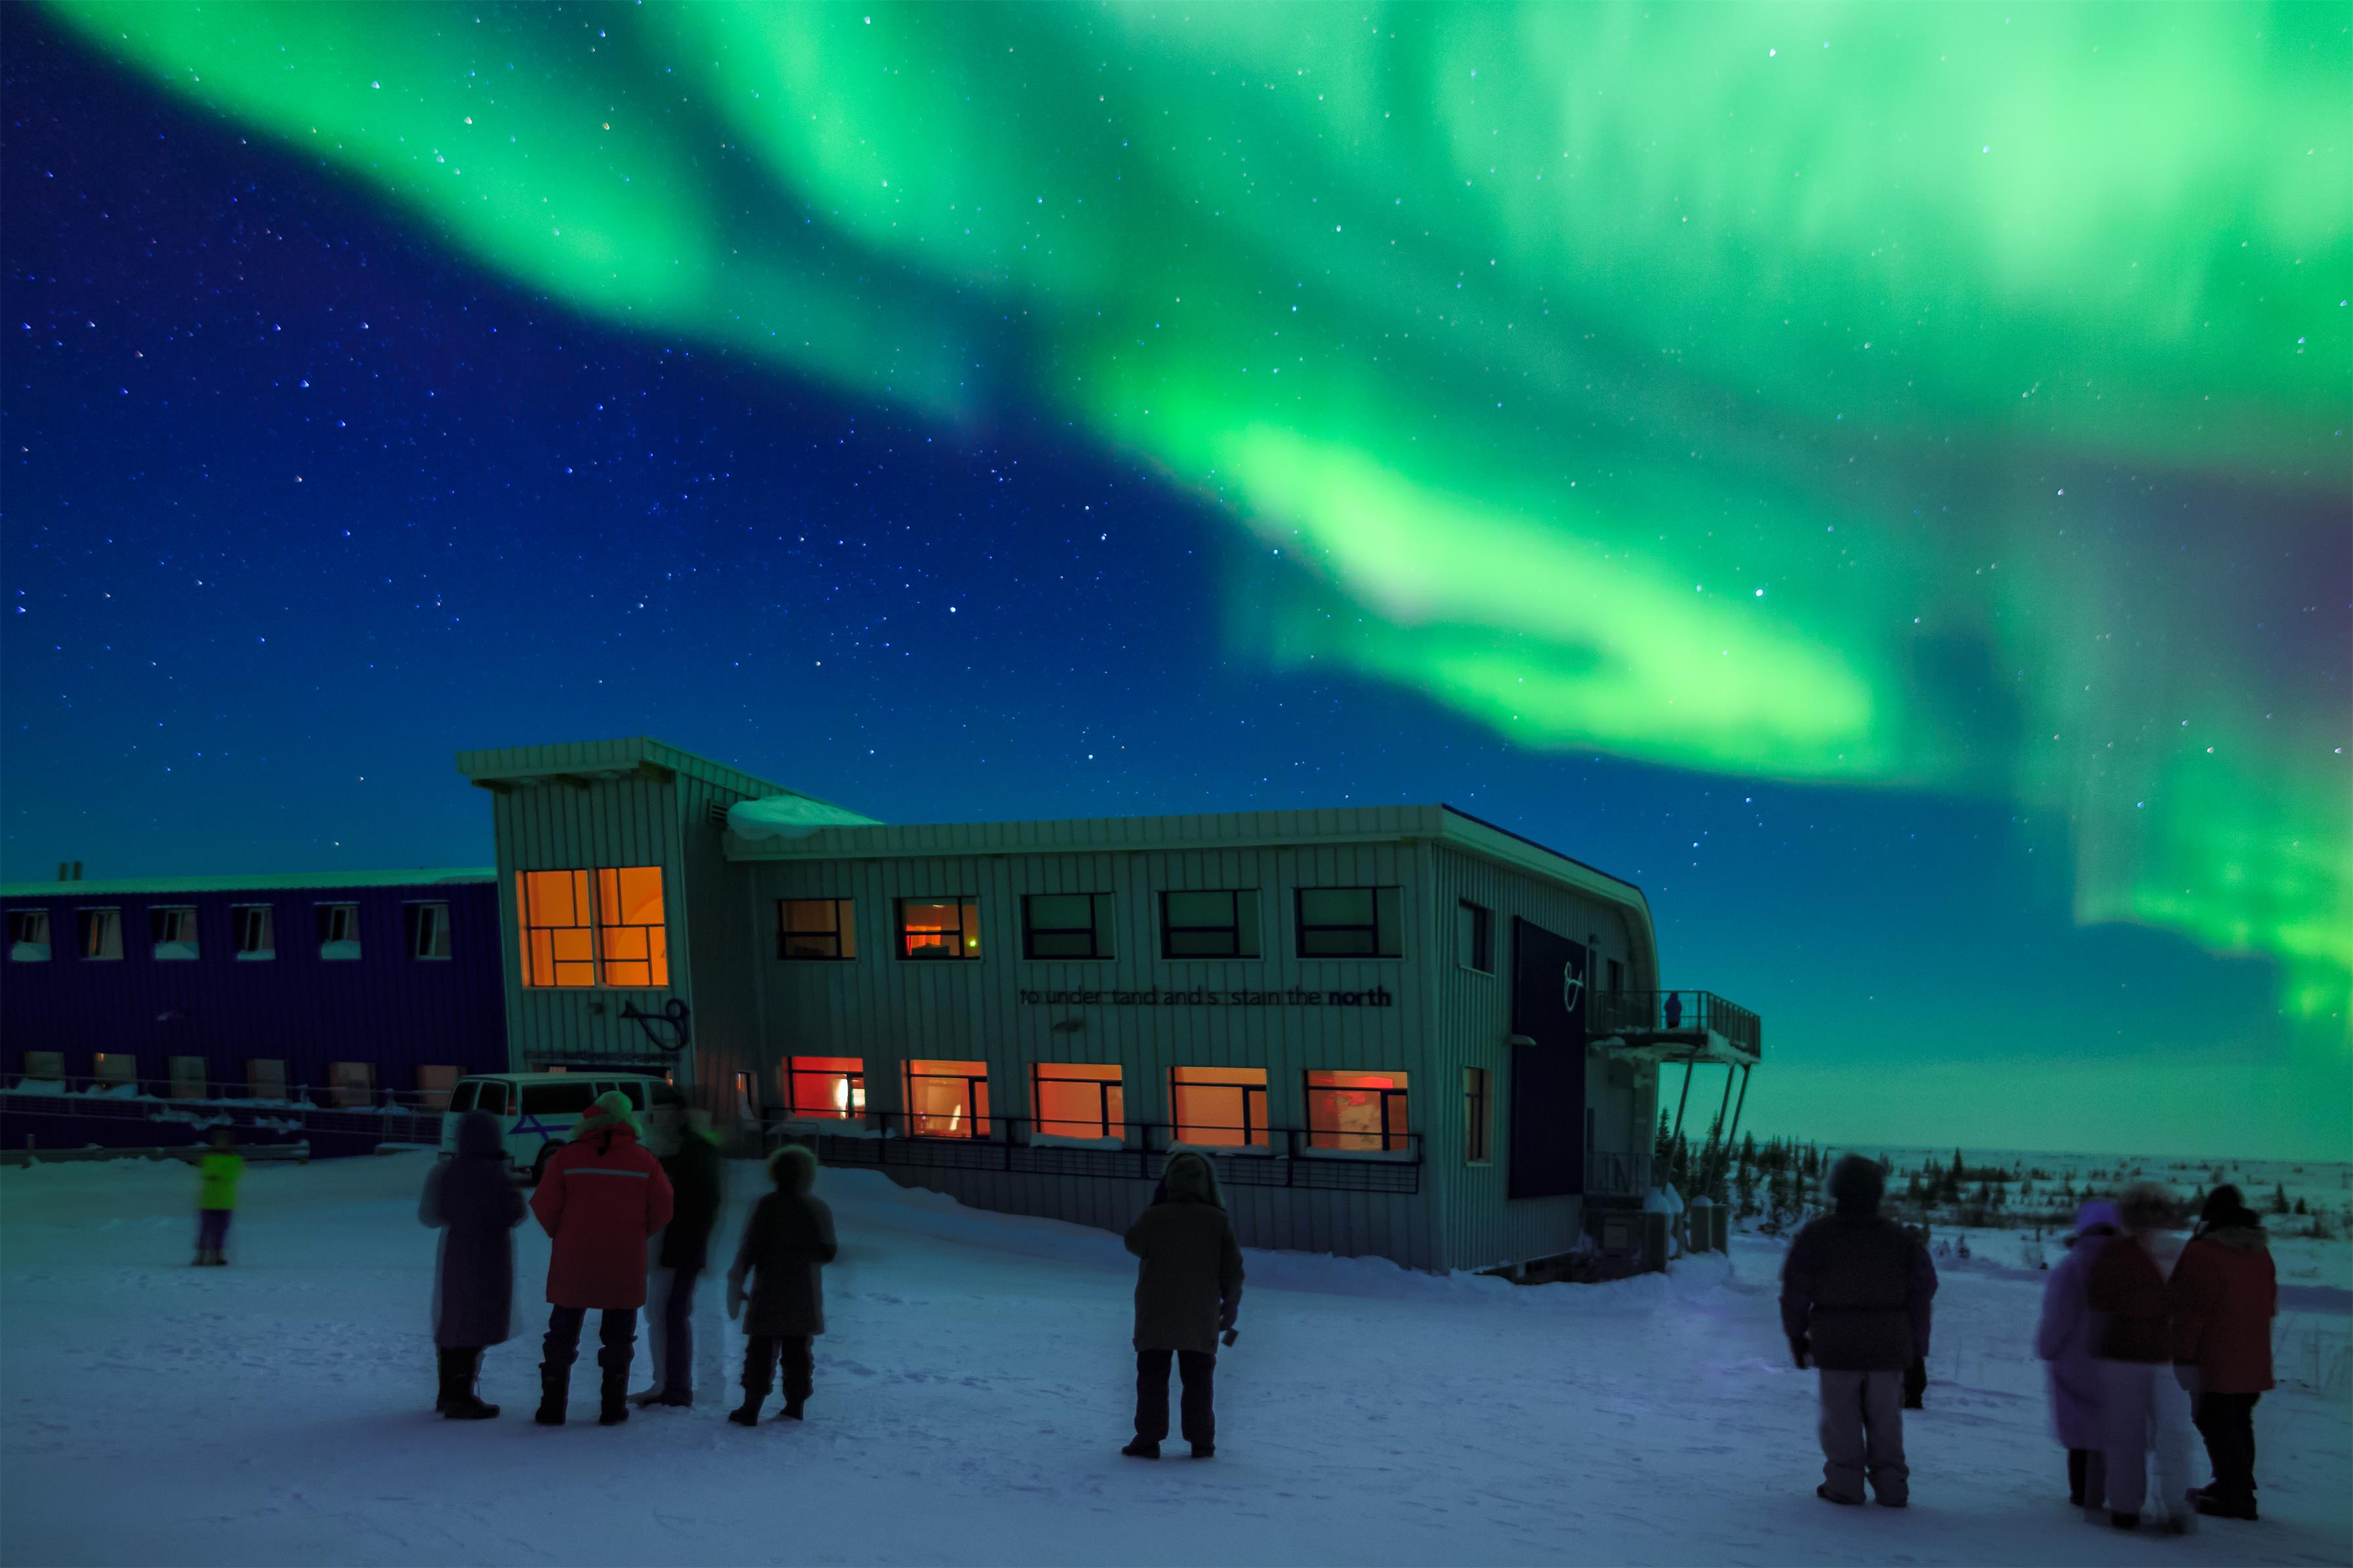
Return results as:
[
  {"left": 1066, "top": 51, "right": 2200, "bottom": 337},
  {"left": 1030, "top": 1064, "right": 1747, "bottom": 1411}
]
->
[
  {"left": 454, "top": 735, "right": 805, "bottom": 803},
  {"left": 1, "top": 869, "right": 495, "bottom": 900}
]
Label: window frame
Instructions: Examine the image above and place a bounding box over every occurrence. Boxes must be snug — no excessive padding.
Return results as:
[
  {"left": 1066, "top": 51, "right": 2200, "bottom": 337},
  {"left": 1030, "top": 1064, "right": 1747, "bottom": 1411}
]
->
[
  {"left": 168, "top": 1056, "right": 209, "bottom": 1100},
  {"left": 594, "top": 866, "right": 669, "bottom": 988},
  {"left": 7, "top": 908, "right": 52, "bottom": 961},
  {"left": 1295, "top": 887, "right": 1404, "bottom": 959},
  {"left": 895, "top": 896, "right": 981, "bottom": 962},
  {"left": 1168, "top": 1066, "right": 1271, "bottom": 1149},
  {"left": 1303, "top": 1068, "right": 1412, "bottom": 1153},
  {"left": 316, "top": 901, "right": 362, "bottom": 961},
  {"left": 904, "top": 1058, "right": 992, "bottom": 1138},
  {"left": 232, "top": 904, "right": 276, "bottom": 961},
  {"left": 1158, "top": 889, "right": 1261, "bottom": 961},
  {"left": 247, "top": 1059, "right": 288, "bottom": 1101},
  {"left": 518, "top": 870, "right": 596, "bottom": 988},
  {"left": 777, "top": 897, "right": 858, "bottom": 962},
  {"left": 1463, "top": 1066, "right": 1493, "bottom": 1165},
  {"left": 77, "top": 907, "right": 123, "bottom": 961},
  {"left": 1031, "top": 1063, "right": 1126, "bottom": 1142},
  {"left": 1021, "top": 893, "right": 1115, "bottom": 961},
  {"left": 782, "top": 1055, "right": 867, "bottom": 1121},
  {"left": 407, "top": 901, "right": 453, "bottom": 961},
  {"left": 1456, "top": 900, "right": 1494, "bottom": 975},
  {"left": 150, "top": 906, "right": 200, "bottom": 961},
  {"left": 92, "top": 1051, "right": 138, "bottom": 1089}
]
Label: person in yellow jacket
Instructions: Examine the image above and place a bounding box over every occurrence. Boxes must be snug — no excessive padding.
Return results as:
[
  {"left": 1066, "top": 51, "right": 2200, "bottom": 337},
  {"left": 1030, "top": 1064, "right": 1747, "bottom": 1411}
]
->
[{"left": 194, "top": 1128, "right": 243, "bottom": 1266}]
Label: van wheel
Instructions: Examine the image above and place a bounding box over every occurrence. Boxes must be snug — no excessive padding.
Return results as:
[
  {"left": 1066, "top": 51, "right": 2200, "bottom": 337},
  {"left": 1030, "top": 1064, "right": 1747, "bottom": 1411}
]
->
[{"left": 529, "top": 1145, "right": 555, "bottom": 1187}]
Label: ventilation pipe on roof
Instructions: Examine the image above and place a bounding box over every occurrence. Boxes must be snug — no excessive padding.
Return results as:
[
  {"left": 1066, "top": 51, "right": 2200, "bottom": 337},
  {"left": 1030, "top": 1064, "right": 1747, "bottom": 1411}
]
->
[{"left": 72, "top": 861, "right": 83, "bottom": 881}]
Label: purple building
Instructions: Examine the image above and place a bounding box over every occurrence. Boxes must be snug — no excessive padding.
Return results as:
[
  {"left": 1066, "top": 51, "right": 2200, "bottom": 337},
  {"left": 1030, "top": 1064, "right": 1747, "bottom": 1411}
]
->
[{"left": 1, "top": 868, "right": 505, "bottom": 1106}]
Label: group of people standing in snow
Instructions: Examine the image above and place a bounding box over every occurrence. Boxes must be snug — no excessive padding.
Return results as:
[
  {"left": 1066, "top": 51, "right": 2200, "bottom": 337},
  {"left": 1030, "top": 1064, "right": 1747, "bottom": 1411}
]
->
[
  {"left": 1777, "top": 1154, "right": 2279, "bottom": 1535},
  {"left": 2036, "top": 1182, "right": 2279, "bottom": 1531},
  {"left": 416, "top": 1089, "right": 1244, "bottom": 1452}
]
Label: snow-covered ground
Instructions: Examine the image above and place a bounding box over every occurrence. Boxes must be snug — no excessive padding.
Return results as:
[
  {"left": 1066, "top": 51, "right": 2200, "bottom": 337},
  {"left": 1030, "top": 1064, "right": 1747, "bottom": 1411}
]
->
[{"left": 3, "top": 1154, "right": 2348, "bottom": 1567}]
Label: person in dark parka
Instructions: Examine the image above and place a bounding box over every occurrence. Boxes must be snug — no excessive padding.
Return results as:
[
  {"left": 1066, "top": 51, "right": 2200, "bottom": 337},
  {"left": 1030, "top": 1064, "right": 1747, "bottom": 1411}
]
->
[
  {"left": 726, "top": 1144, "right": 838, "bottom": 1424},
  {"left": 2170, "top": 1185, "right": 2276, "bottom": 1521},
  {"left": 420, "top": 1108, "right": 528, "bottom": 1418},
  {"left": 2088, "top": 1183, "right": 2196, "bottom": 1533},
  {"left": 1122, "top": 1150, "right": 1245, "bottom": 1460},
  {"left": 1780, "top": 1154, "right": 1938, "bottom": 1508},
  {"left": 647, "top": 1107, "right": 724, "bottom": 1407}
]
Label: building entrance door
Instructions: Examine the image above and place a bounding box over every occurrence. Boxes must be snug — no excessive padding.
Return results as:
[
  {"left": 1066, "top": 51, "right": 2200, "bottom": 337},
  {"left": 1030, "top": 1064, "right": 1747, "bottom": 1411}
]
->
[{"left": 1507, "top": 918, "right": 1587, "bottom": 1200}]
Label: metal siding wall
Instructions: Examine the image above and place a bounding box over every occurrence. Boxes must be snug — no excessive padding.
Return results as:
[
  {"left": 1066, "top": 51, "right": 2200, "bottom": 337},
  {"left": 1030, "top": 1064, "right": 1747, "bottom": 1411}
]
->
[
  {"left": 1421, "top": 843, "right": 1658, "bottom": 1272},
  {"left": 675, "top": 774, "right": 764, "bottom": 1114},
  {"left": 748, "top": 817, "right": 1444, "bottom": 1267},
  {"left": 0, "top": 881, "right": 504, "bottom": 1092}
]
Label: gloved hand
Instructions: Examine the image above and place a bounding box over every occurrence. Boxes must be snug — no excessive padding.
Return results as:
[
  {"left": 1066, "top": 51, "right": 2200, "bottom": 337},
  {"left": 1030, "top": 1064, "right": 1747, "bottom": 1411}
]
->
[
  {"left": 726, "top": 1279, "right": 745, "bottom": 1321},
  {"left": 1791, "top": 1337, "right": 1811, "bottom": 1371},
  {"left": 1219, "top": 1303, "right": 1239, "bottom": 1335},
  {"left": 2173, "top": 1364, "right": 2201, "bottom": 1398}
]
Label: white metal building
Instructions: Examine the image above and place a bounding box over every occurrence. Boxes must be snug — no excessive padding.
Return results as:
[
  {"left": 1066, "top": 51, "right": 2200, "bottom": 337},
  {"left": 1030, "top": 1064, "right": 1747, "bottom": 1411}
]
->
[{"left": 458, "top": 737, "right": 1760, "bottom": 1273}]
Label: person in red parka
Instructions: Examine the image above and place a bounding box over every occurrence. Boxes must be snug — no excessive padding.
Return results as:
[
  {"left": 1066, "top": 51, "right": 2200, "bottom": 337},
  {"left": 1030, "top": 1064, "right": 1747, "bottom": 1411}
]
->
[
  {"left": 529, "top": 1091, "right": 674, "bottom": 1428},
  {"left": 2170, "top": 1185, "right": 2277, "bottom": 1521}
]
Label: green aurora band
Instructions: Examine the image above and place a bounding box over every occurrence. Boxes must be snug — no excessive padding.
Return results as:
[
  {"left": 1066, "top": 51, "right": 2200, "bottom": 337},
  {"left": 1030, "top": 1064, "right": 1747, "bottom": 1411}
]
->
[{"left": 46, "top": 2, "right": 2352, "bottom": 1035}]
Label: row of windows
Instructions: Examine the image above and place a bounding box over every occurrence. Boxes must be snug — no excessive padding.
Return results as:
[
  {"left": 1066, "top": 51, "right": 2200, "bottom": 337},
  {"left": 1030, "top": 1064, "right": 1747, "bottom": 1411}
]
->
[
  {"left": 14, "top": 1051, "right": 461, "bottom": 1107},
  {"left": 5, "top": 903, "right": 453, "bottom": 965},
  {"left": 775, "top": 887, "right": 1416, "bottom": 965},
  {"left": 741, "top": 1056, "right": 1443, "bottom": 1156}
]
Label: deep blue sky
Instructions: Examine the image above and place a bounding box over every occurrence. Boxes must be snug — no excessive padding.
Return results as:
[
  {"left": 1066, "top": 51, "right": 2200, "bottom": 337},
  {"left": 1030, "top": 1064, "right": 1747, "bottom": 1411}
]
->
[{"left": 1, "top": 15, "right": 2331, "bottom": 1157}]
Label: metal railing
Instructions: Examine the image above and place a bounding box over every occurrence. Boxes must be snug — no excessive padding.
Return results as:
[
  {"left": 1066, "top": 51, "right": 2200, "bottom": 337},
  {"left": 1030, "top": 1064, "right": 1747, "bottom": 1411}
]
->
[
  {"left": 1584, "top": 1148, "right": 1652, "bottom": 1196},
  {"left": 763, "top": 1111, "right": 1423, "bottom": 1196},
  {"left": 1, "top": 1074, "right": 446, "bottom": 1146},
  {"left": 1587, "top": 990, "right": 1761, "bottom": 1058}
]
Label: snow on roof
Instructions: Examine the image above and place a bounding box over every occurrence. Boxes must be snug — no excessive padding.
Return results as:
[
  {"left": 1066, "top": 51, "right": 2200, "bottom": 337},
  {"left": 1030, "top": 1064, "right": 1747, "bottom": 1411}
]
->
[
  {"left": 0, "top": 868, "right": 495, "bottom": 899},
  {"left": 726, "top": 795, "right": 883, "bottom": 842}
]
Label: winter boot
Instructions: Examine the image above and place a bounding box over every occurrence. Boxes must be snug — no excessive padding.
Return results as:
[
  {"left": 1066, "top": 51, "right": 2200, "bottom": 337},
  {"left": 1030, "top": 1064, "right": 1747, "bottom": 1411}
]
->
[
  {"left": 1190, "top": 1444, "right": 1215, "bottom": 1460},
  {"left": 598, "top": 1369, "right": 630, "bottom": 1427},
  {"left": 728, "top": 1396, "right": 764, "bottom": 1426},
  {"left": 435, "top": 1348, "right": 458, "bottom": 1414},
  {"left": 1121, "top": 1439, "right": 1160, "bottom": 1460},
  {"left": 445, "top": 1350, "right": 499, "bottom": 1420},
  {"left": 533, "top": 1364, "right": 567, "bottom": 1427}
]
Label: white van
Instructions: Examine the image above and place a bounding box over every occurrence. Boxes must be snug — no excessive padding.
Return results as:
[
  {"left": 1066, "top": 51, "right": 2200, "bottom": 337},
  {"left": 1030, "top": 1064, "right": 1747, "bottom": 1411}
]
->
[{"left": 439, "top": 1072, "right": 685, "bottom": 1183}]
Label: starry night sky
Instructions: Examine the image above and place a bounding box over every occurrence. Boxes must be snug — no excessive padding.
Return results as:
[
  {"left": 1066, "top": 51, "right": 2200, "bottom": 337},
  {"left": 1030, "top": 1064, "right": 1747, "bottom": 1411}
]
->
[{"left": 4, "top": 6, "right": 2346, "bottom": 1159}]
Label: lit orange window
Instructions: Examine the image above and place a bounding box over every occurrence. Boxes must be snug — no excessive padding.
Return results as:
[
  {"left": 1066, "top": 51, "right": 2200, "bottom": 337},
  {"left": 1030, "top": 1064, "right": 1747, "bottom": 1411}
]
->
[
  {"left": 1170, "top": 1066, "right": 1268, "bottom": 1148},
  {"left": 898, "top": 897, "right": 980, "bottom": 959},
  {"left": 905, "top": 1059, "right": 990, "bottom": 1138},
  {"left": 1305, "top": 1070, "right": 1410, "bottom": 1152},
  {"left": 785, "top": 1056, "right": 866, "bottom": 1121},
  {"left": 519, "top": 870, "right": 597, "bottom": 988},
  {"left": 596, "top": 866, "right": 669, "bottom": 988},
  {"left": 1033, "top": 1064, "right": 1124, "bottom": 1140}
]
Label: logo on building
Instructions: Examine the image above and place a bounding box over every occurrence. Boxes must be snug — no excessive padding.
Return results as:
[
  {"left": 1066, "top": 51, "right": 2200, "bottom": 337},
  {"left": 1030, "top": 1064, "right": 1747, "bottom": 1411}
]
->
[{"left": 1561, "top": 957, "right": 1585, "bottom": 1016}]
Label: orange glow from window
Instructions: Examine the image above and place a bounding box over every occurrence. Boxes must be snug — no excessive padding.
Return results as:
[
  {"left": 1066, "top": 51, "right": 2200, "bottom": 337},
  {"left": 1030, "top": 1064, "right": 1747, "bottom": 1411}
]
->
[
  {"left": 1033, "top": 1064, "right": 1124, "bottom": 1140},
  {"left": 596, "top": 866, "right": 668, "bottom": 988},
  {"left": 519, "top": 870, "right": 596, "bottom": 988},
  {"left": 786, "top": 1055, "right": 866, "bottom": 1120},
  {"left": 899, "top": 898, "right": 979, "bottom": 959},
  {"left": 906, "top": 1058, "right": 990, "bottom": 1137},
  {"left": 1170, "top": 1066, "right": 1269, "bottom": 1148},
  {"left": 1306, "top": 1069, "right": 1410, "bottom": 1152}
]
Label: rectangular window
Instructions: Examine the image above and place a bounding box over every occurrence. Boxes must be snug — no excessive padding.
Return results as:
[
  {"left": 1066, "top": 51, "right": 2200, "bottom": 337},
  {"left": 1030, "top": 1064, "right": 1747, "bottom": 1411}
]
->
[
  {"left": 92, "top": 1052, "right": 138, "bottom": 1089},
  {"left": 777, "top": 898, "right": 857, "bottom": 961},
  {"left": 407, "top": 902, "right": 452, "bottom": 961},
  {"left": 1170, "top": 1066, "right": 1269, "bottom": 1148},
  {"left": 1023, "top": 893, "right": 1115, "bottom": 960},
  {"left": 470, "top": 1079, "right": 509, "bottom": 1116},
  {"left": 595, "top": 866, "right": 669, "bottom": 988},
  {"left": 169, "top": 1056, "right": 209, "bottom": 1100},
  {"left": 1457, "top": 900, "right": 1494, "bottom": 974},
  {"left": 1606, "top": 957, "right": 1625, "bottom": 997},
  {"left": 22, "top": 1050, "right": 64, "bottom": 1082},
  {"left": 247, "top": 1059, "right": 287, "bottom": 1100},
  {"left": 1463, "top": 1067, "right": 1492, "bottom": 1164},
  {"left": 1160, "top": 890, "right": 1259, "bottom": 959},
  {"left": 519, "top": 870, "right": 596, "bottom": 987},
  {"left": 232, "top": 905, "right": 275, "bottom": 961},
  {"left": 447, "top": 1080, "right": 480, "bottom": 1114},
  {"left": 7, "top": 910, "right": 52, "bottom": 961},
  {"left": 1297, "top": 887, "right": 1403, "bottom": 959},
  {"left": 1305, "top": 1069, "right": 1411, "bottom": 1152},
  {"left": 897, "top": 898, "right": 981, "bottom": 961},
  {"left": 784, "top": 1056, "right": 867, "bottom": 1121},
  {"left": 417, "top": 1064, "right": 459, "bottom": 1110},
  {"left": 78, "top": 908, "right": 122, "bottom": 961},
  {"left": 151, "top": 906, "right": 199, "bottom": 961},
  {"left": 522, "top": 1079, "right": 596, "bottom": 1117},
  {"left": 1033, "top": 1064, "right": 1124, "bottom": 1140},
  {"left": 316, "top": 902, "right": 361, "bottom": 961},
  {"left": 905, "top": 1058, "right": 991, "bottom": 1138},
  {"left": 328, "top": 1060, "right": 376, "bottom": 1109}
]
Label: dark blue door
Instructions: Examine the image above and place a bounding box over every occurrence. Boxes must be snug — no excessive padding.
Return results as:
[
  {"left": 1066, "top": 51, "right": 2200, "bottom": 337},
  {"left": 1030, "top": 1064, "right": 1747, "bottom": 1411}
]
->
[{"left": 1507, "top": 917, "right": 1587, "bottom": 1199}]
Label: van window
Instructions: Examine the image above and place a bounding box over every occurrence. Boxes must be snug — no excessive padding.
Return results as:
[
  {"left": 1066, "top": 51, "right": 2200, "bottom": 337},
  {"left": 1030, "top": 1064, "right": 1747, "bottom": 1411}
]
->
[
  {"left": 609, "top": 1081, "right": 649, "bottom": 1110},
  {"left": 474, "top": 1081, "right": 510, "bottom": 1116},
  {"left": 447, "top": 1081, "right": 479, "bottom": 1114},
  {"left": 520, "top": 1081, "right": 597, "bottom": 1116}
]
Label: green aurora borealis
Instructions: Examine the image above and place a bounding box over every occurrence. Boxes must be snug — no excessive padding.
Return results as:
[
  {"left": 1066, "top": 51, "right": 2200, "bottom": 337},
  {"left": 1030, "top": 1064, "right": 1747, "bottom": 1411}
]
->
[{"left": 45, "top": 3, "right": 2350, "bottom": 1054}]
